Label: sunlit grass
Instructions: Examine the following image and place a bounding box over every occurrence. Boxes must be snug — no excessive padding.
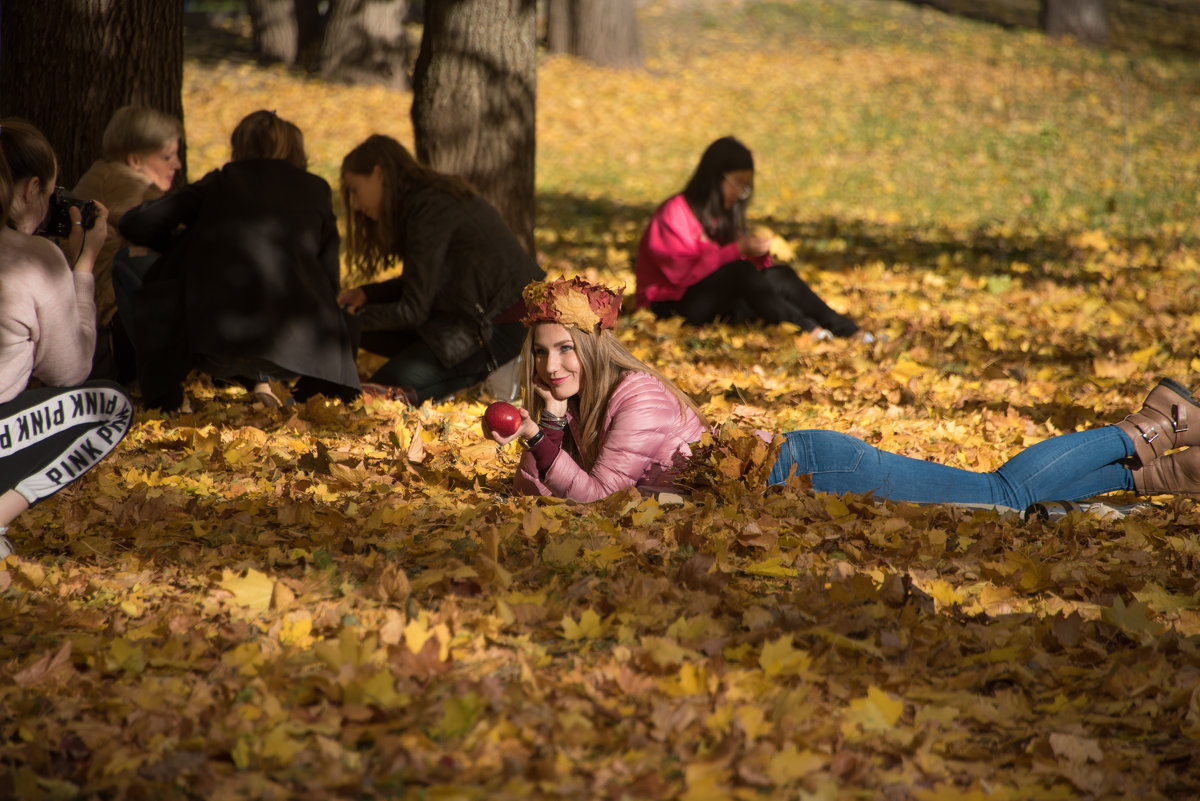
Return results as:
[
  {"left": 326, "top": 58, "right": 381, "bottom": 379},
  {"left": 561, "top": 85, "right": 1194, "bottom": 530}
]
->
[{"left": 184, "top": 0, "right": 1200, "bottom": 247}]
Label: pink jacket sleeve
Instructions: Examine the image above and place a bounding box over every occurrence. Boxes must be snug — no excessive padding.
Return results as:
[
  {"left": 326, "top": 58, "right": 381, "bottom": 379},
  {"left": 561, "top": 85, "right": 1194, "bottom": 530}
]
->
[{"left": 513, "top": 372, "right": 707, "bottom": 502}]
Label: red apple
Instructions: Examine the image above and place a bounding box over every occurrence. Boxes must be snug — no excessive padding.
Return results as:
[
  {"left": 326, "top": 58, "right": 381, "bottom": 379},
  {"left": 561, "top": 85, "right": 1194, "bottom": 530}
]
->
[{"left": 484, "top": 401, "right": 522, "bottom": 438}]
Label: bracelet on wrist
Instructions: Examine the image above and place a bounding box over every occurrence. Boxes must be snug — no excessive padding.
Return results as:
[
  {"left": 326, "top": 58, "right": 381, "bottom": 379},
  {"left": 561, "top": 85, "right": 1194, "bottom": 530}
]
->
[
  {"left": 521, "top": 428, "right": 546, "bottom": 449},
  {"left": 539, "top": 409, "right": 568, "bottom": 430}
]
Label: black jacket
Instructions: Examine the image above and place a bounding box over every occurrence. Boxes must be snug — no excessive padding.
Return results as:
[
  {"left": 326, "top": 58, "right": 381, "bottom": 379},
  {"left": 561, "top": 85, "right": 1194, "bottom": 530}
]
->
[
  {"left": 121, "top": 159, "right": 361, "bottom": 406},
  {"left": 356, "top": 186, "right": 544, "bottom": 368}
]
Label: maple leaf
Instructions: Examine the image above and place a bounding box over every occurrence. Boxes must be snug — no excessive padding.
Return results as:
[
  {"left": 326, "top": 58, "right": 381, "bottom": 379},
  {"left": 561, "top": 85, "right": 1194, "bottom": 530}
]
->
[
  {"left": 219, "top": 568, "right": 276, "bottom": 615},
  {"left": 752, "top": 224, "right": 797, "bottom": 261},
  {"left": 841, "top": 686, "right": 904, "bottom": 737},
  {"left": 1101, "top": 596, "right": 1163, "bottom": 638},
  {"left": 660, "top": 663, "right": 708, "bottom": 697},
  {"left": 642, "top": 635, "right": 701, "bottom": 668},
  {"left": 766, "top": 746, "right": 826, "bottom": 785},
  {"left": 682, "top": 762, "right": 734, "bottom": 801},
  {"left": 758, "top": 635, "right": 811, "bottom": 677},
  {"left": 14, "top": 641, "right": 76, "bottom": 687},
  {"left": 1049, "top": 732, "right": 1104, "bottom": 764},
  {"left": 744, "top": 557, "right": 798, "bottom": 578},
  {"left": 562, "top": 608, "right": 604, "bottom": 640},
  {"left": 555, "top": 290, "right": 602, "bottom": 330}
]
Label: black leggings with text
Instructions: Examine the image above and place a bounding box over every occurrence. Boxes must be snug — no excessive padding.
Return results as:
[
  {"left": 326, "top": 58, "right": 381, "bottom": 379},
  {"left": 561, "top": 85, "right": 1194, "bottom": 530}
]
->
[{"left": 0, "top": 381, "right": 133, "bottom": 506}]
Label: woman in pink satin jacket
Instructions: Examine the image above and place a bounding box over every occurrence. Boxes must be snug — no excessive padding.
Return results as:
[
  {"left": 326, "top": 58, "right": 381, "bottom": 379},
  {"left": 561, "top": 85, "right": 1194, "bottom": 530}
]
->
[{"left": 482, "top": 277, "right": 1200, "bottom": 508}]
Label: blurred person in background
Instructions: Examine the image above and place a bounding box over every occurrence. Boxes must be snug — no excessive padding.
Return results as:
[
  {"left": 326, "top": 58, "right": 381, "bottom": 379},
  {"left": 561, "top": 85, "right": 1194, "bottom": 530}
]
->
[
  {"left": 121, "top": 110, "right": 360, "bottom": 410},
  {"left": 636, "top": 136, "right": 864, "bottom": 341},
  {"left": 73, "top": 105, "right": 184, "bottom": 383}
]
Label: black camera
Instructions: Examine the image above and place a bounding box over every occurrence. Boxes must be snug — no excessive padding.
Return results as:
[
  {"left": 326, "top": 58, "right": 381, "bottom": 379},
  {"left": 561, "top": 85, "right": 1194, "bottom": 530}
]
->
[{"left": 41, "top": 187, "right": 98, "bottom": 238}]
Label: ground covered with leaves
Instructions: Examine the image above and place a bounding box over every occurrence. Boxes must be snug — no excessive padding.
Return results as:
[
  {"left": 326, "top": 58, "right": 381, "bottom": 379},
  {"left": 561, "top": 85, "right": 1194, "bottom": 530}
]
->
[{"left": 4, "top": 1, "right": 1200, "bottom": 798}]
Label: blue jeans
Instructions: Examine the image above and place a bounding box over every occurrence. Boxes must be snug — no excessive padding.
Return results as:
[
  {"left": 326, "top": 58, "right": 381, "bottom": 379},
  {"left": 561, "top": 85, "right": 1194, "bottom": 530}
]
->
[{"left": 766, "top": 426, "right": 1135, "bottom": 508}]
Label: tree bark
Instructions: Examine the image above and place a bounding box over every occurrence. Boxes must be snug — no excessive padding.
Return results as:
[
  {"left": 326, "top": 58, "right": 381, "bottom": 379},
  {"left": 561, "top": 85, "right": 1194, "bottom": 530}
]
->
[
  {"left": 411, "top": 0, "right": 537, "bottom": 254},
  {"left": 573, "top": 0, "right": 641, "bottom": 69},
  {"left": 1041, "top": 0, "right": 1108, "bottom": 45},
  {"left": 319, "top": 0, "right": 411, "bottom": 89},
  {"left": 246, "top": 0, "right": 301, "bottom": 64},
  {"left": 543, "top": 0, "right": 640, "bottom": 68},
  {"left": 0, "top": 0, "right": 185, "bottom": 188},
  {"left": 545, "top": 0, "right": 574, "bottom": 54},
  {"left": 295, "top": 0, "right": 327, "bottom": 63}
]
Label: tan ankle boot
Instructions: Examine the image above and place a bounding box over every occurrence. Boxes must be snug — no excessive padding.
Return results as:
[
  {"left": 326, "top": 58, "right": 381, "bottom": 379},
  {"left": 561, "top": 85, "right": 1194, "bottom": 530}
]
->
[
  {"left": 1131, "top": 446, "right": 1200, "bottom": 495},
  {"left": 1116, "top": 377, "right": 1200, "bottom": 466}
]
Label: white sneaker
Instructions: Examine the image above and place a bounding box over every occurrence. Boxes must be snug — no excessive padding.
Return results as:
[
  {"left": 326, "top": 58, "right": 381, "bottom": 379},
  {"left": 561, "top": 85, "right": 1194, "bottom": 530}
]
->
[
  {"left": 855, "top": 330, "right": 888, "bottom": 345},
  {"left": 253, "top": 381, "right": 283, "bottom": 408},
  {"left": 0, "top": 534, "right": 14, "bottom": 560},
  {"left": 811, "top": 327, "right": 834, "bottom": 342}
]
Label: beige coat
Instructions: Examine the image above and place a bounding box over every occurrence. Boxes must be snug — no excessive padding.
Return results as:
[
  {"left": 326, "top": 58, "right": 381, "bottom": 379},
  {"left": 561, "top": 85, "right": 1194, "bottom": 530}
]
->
[{"left": 72, "top": 160, "right": 163, "bottom": 325}]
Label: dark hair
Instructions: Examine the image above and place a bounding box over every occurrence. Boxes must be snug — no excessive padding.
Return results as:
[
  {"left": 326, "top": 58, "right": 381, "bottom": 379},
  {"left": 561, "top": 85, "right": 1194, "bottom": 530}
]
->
[
  {"left": 0, "top": 117, "right": 57, "bottom": 188},
  {"left": 340, "top": 134, "right": 475, "bottom": 280},
  {"left": 230, "top": 110, "right": 307, "bottom": 170},
  {"left": 681, "top": 136, "right": 754, "bottom": 246}
]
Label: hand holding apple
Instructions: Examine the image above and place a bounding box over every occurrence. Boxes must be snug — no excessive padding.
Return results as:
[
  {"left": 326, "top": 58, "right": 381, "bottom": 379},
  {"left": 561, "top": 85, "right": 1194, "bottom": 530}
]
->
[
  {"left": 484, "top": 401, "right": 522, "bottom": 437},
  {"left": 482, "top": 402, "right": 542, "bottom": 444}
]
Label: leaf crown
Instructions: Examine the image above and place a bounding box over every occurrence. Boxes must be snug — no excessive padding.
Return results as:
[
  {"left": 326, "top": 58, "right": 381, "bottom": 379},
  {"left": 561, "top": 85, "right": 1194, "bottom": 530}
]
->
[{"left": 521, "top": 277, "right": 623, "bottom": 331}]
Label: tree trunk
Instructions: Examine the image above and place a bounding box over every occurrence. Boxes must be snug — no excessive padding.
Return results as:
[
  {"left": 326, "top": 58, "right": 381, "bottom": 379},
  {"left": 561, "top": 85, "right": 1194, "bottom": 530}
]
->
[
  {"left": 295, "top": 0, "right": 327, "bottom": 62},
  {"left": 246, "top": 0, "right": 326, "bottom": 67},
  {"left": 574, "top": 0, "right": 641, "bottom": 69},
  {"left": 411, "top": 0, "right": 537, "bottom": 254},
  {"left": 542, "top": 0, "right": 640, "bottom": 68},
  {"left": 0, "top": 0, "right": 185, "bottom": 188},
  {"left": 319, "top": 0, "right": 411, "bottom": 89},
  {"left": 1041, "top": 0, "right": 1108, "bottom": 45},
  {"left": 246, "top": 0, "right": 301, "bottom": 64},
  {"left": 545, "top": 0, "right": 573, "bottom": 54}
]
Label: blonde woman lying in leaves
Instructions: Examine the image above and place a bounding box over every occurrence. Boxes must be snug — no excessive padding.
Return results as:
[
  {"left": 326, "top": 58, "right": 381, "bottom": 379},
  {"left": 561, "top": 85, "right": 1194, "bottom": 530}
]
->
[{"left": 481, "top": 276, "right": 1200, "bottom": 506}]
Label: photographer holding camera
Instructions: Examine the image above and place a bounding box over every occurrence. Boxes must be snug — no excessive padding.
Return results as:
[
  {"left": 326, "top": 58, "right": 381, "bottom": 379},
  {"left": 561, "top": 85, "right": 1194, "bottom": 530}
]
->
[{"left": 0, "top": 118, "right": 132, "bottom": 559}]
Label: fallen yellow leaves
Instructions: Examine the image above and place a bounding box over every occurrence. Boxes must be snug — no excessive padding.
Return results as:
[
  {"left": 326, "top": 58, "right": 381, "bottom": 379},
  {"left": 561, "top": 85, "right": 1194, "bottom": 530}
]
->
[
  {"left": 841, "top": 685, "right": 905, "bottom": 737},
  {"left": 3, "top": 1, "right": 1200, "bottom": 799}
]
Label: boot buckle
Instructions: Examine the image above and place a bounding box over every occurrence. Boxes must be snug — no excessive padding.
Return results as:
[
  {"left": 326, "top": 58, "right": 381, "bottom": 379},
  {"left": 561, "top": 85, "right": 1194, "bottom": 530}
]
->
[{"left": 1173, "top": 404, "right": 1188, "bottom": 434}]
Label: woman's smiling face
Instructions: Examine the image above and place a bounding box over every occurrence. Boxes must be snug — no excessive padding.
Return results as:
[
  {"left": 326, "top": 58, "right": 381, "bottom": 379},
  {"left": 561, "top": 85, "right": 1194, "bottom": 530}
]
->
[{"left": 532, "top": 323, "right": 582, "bottom": 400}]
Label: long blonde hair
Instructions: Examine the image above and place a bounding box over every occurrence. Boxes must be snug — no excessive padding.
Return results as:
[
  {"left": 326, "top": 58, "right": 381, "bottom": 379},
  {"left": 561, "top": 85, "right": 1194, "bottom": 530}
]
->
[{"left": 521, "top": 324, "right": 707, "bottom": 468}]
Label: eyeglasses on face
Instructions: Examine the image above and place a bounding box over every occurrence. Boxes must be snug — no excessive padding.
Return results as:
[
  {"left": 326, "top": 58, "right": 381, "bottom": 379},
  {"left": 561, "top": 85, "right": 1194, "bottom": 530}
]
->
[{"left": 724, "top": 174, "right": 753, "bottom": 200}]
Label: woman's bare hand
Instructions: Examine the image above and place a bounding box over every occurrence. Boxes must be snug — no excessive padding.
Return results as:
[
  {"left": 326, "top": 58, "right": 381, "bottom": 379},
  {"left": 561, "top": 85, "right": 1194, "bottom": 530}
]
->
[
  {"left": 737, "top": 232, "right": 772, "bottom": 259},
  {"left": 482, "top": 407, "right": 540, "bottom": 444},
  {"left": 337, "top": 287, "right": 368, "bottom": 314},
  {"left": 68, "top": 200, "right": 109, "bottom": 274}
]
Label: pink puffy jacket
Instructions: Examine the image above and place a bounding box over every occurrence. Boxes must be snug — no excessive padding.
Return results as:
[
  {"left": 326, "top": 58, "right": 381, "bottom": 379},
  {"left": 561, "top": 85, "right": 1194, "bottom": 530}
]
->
[
  {"left": 514, "top": 371, "right": 708, "bottom": 502},
  {"left": 635, "top": 194, "right": 771, "bottom": 308}
]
